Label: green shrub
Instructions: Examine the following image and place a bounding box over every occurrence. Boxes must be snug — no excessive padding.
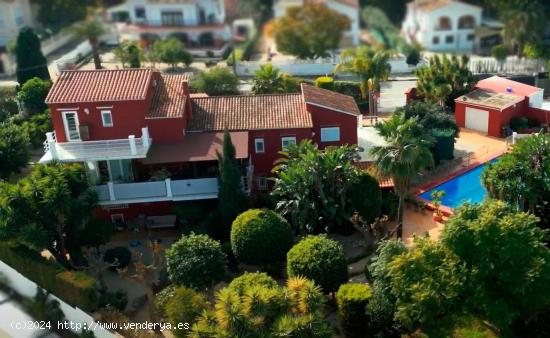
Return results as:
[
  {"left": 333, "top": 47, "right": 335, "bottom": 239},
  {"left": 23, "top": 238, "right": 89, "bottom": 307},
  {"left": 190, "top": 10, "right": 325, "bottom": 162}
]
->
[
  {"left": 0, "top": 86, "right": 18, "bottom": 122},
  {"left": 166, "top": 233, "right": 227, "bottom": 288},
  {"left": 0, "top": 122, "right": 30, "bottom": 178},
  {"left": 431, "top": 128, "right": 455, "bottom": 164},
  {"left": 19, "top": 111, "right": 53, "bottom": 148},
  {"left": 99, "top": 289, "right": 128, "bottom": 312},
  {"left": 190, "top": 66, "right": 239, "bottom": 96},
  {"left": 103, "top": 247, "right": 131, "bottom": 270},
  {"left": 17, "top": 77, "right": 51, "bottom": 115},
  {"left": 56, "top": 271, "right": 98, "bottom": 311},
  {"left": 241, "top": 33, "right": 259, "bottom": 61},
  {"left": 315, "top": 76, "right": 335, "bottom": 90},
  {"left": 491, "top": 44, "right": 508, "bottom": 62},
  {"left": 509, "top": 116, "right": 529, "bottom": 131},
  {"left": 227, "top": 272, "right": 278, "bottom": 296},
  {"left": 231, "top": 209, "right": 294, "bottom": 266},
  {"left": 165, "top": 286, "right": 209, "bottom": 338},
  {"left": 287, "top": 235, "right": 348, "bottom": 294},
  {"left": 155, "top": 285, "right": 177, "bottom": 320},
  {"left": 349, "top": 173, "right": 382, "bottom": 225},
  {"left": 337, "top": 283, "right": 373, "bottom": 338}
]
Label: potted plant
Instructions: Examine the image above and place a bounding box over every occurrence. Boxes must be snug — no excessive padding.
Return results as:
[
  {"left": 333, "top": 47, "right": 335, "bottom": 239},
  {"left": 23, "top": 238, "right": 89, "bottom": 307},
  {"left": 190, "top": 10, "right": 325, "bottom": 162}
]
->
[{"left": 431, "top": 190, "right": 445, "bottom": 222}]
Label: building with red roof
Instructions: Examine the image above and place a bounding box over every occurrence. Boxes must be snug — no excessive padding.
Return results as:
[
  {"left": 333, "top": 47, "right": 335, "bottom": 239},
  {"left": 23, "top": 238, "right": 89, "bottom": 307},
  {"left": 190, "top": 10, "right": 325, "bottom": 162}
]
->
[
  {"left": 454, "top": 76, "right": 549, "bottom": 137},
  {"left": 41, "top": 69, "right": 362, "bottom": 223}
]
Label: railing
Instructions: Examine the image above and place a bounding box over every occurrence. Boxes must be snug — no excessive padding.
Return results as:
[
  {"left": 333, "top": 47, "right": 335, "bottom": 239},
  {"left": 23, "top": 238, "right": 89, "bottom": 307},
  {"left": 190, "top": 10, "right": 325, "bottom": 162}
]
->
[
  {"left": 41, "top": 127, "right": 151, "bottom": 163},
  {"left": 97, "top": 177, "right": 219, "bottom": 204},
  {"left": 130, "top": 18, "right": 223, "bottom": 27}
]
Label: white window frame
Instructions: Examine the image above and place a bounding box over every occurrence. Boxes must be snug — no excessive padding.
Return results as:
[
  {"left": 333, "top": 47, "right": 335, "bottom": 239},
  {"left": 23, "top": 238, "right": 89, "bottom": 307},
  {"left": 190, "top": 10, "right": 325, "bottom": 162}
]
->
[
  {"left": 320, "top": 127, "right": 340, "bottom": 142},
  {"left": 281, "top": 136, "right": 296, "bottom": 150},
  {"left": 254, "top": 138, "right": 265, "bottom": 154},
  {"left": 257, "top": 177, "right": 268, "bottom": 191},
  {"left": 101, "top": 110, "right": 113, "bottom": 127},
  {"left": 110, "top": 213, "right": 125, "bottom": 224},
  {"left": 62, "top": 111, "right": 81, "bottom": 142}
]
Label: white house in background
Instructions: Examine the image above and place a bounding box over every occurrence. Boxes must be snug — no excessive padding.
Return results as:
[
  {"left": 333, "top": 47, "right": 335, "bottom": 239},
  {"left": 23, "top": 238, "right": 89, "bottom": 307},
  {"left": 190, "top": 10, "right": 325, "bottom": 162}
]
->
[
  {"left": 107, "top": 0, "right": 230, "bottom": 54},
  {"left": 402, "top": 0, "right": 482, "bottom": 52},
  {"left": 0, "top": 0, "right": 34, "bottom": 74},
  {"left": 273, "top": 0, "right": 360, "bottom": 47}
]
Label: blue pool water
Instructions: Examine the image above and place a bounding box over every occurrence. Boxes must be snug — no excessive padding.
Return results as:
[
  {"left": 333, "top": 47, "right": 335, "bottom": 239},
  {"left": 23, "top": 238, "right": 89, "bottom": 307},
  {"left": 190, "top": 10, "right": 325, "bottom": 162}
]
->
[{"left": 418, "top": 159, "right": 498, "bottom": 208}]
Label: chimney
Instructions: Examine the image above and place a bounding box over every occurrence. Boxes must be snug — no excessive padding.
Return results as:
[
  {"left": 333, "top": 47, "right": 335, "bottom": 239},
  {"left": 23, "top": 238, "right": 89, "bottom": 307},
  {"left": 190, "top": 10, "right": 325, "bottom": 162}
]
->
[{"left": 182, "top": 79, "right": 192, "bottom": 121}]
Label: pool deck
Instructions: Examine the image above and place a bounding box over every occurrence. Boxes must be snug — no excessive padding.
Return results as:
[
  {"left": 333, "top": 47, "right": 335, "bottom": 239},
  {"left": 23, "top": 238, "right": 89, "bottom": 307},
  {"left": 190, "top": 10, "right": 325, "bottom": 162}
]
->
[{"left": 401, "top": 129, "right": 508, "bottom": 245}]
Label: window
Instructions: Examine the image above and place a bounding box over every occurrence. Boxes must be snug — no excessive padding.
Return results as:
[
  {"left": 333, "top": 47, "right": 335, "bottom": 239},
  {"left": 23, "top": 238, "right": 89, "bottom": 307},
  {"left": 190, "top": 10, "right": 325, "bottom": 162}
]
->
[
  {"left": 467, "top": 34, "right": 475, "bottom": 41},
  {"left": 281, "top": 136, "right": 296, "bottom": 150},
  {"left": 62, "top": 111, "right": 80, "bottom": 141},
  {"left": 436, "top": 16, "right": 452, "bottom": 30},
  {"left": 254, "top": 138, "right": 265, "bottom": 153},
  {"left": 446, "top": 35, "right": 454, "bottom": 44},
  {"left": 320, "top": 127, "right": 340, "bottom": 142},
  {"left": 111, "top": 214, "right": 125, "bottom": 226},
  {"left": 135, "top": 7, "right": 146, "bottom": 19},
  {"left": 432, "top": 36, "right": 440, "bottom": 45},
  {"left": 458, "top": 15, "right": 475, "bottom": 29},
  {"left": 257, "top": 177, "right": 268, "bottom": 191},
  {"left": 13, "top": 6, "right": 23, "bottom": 26},
  {"left": 161, "top": 11, "right": 184, "bottom": 26},
  {"left": 101, "top": 110, "right": 113, "bottom": 127}
]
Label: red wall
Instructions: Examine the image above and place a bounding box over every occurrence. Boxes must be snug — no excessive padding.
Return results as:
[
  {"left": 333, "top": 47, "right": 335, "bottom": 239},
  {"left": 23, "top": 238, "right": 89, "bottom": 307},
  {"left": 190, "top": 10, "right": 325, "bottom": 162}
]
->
[
  {"left": 525, "top": 107, "right": 550, "bottom": 126},
  {"left": 455, "top": 100, "right": 526, "bottom": 138},
  {"left": 307, "top": 103, "right": 359, "bottom": 147},
  {"left": 249, "top": 128, "right": 313, "bottom": 175},
  {"left": 146, "top": 117, "right": 186, "bottom": 143},
  {"left": 93, "top": 201, "right": 175, "bottom": 222}
]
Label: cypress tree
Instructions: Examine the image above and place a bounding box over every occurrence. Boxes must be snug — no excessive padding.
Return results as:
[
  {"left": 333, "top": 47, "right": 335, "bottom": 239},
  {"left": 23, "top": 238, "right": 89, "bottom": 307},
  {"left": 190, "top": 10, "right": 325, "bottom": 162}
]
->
[
  {"left": 15, "top": 27, "right": 50, "bottom": 85},
  {"left": 217, "top": 129, "right": 248, "bottom": 238}
]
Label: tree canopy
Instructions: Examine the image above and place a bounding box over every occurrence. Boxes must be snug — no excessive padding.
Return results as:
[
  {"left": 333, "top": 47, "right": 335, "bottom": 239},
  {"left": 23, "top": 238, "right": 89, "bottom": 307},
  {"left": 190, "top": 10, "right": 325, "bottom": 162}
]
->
[
  {"left": 15, "top": 27, "right": 50, "bottom": 85},
  {"left": 190, "top": 67, "right": 239, "bottom": 96},
  {"left": 482, "top": 134, "right": 550, "bottom": 229},
  {"left": 415, "top": 54, "right": 475, "bottom": 109},
  {"left": 271, "top": 140, "right": 382, "bottom": 234},
  {"left": 0, "top": 122, "right": 30, "bottom": 179},
  {"left": 70, "top": 20, "right": 107, "bottom": 70},
  {"left": 250, "top": 63, "right": 296, "bottom": 94},
  {"left": 272, "top": 4, "right": 350, "bottom": 59},
  {"left": 114, "top": 41, "right": 143, "bottom": 68},
  {"left": 152, "top": 38, "right": 193, "bottom": 68},
  {"left": 34, "top": 0, "right": 93, "bottom": 33},
  {"left": 0, "top": 163, "right": 104, "bottom": 266}
]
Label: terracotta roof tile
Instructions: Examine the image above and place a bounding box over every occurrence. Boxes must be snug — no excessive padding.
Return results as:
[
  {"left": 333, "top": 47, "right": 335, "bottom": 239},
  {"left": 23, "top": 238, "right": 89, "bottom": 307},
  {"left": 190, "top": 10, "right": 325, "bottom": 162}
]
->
[
  {"left": 301, "top": 83, "right": 361, "bottom": 116},
  {"left": 46, "top": 69, "right": 153, "bottom": 104},
  {"left": 188, "top": 94, "right": 312, "bottom": 131},
  {"left": 147, "top": 74, "right": 188, "bottom": 119}
]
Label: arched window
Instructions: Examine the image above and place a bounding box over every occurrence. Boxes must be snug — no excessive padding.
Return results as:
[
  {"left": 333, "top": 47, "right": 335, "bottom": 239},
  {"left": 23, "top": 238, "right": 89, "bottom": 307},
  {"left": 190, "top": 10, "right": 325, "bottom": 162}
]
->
[
  {"left": 458, "top": 15, "right": 475, "bottom": 29},
  {"left": 436, "top": 16, "right": 452, "bottom": 30}
]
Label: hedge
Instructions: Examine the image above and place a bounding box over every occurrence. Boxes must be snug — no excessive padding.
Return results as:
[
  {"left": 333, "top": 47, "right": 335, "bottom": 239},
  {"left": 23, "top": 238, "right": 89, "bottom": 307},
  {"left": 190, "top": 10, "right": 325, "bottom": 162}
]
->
[
  {"left": 0, "top": 242, "right": 98, "bottom": 311},
  {"left": 315, "top": 76, "right": 335, "bottom": 90},
  {"left": 431, "top": 128, "right": 455, "bottom": 164},
  {"left": 337, "top": 283, "right": 372, "bottom": 338}
]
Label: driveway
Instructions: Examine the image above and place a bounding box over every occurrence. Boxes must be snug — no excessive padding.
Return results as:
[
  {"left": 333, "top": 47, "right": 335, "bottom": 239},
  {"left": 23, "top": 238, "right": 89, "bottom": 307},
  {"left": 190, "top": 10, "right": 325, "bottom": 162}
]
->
[{"left": 378, "top": 80, "right": 416, "bottom": 113}]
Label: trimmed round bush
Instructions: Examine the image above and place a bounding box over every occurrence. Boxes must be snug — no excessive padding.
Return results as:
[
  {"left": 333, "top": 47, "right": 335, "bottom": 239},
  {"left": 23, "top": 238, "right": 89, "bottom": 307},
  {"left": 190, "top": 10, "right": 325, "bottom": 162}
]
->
[
  {"left": 231, "top": 209, "right": 294, "bottom": 266},
  {"left": 227, "top": 272, "right": 278, "bottom": 296},
  {"left": 337, "top": 283, "right": 372, "bottom": 338},
  {"left": 103, "top": 247, "right": 131, "bottom": 270},
  {"left": 165, "top": 286, "right": 209, "bottom": 338},
  {"left": 287, "top": 235, "right": 348, "bottom": 293},
  {"left": 349, "top": 173, "right": 382, "bottom": 225},
  {"left": 314, "top": 76, "right": 335, "bottom": 91},
  {"left": 166, "top": 233, "right": 227, "bottom": 288},
  {"left": 509, "top": 116, "right": 529, "bottom": 132}
]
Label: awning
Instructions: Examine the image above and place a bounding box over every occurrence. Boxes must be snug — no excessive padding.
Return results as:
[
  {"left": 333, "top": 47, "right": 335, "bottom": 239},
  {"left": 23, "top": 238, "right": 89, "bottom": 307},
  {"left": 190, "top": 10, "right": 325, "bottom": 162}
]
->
[{"left": 141, "top": 131, "right": 248, "bottom": 164}]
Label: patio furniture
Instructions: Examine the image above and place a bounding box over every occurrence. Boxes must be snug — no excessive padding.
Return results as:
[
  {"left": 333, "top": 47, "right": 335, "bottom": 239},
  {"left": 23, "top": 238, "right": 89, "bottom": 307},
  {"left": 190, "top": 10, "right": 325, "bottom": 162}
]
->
[{"left": 146, "top": 215, "right": 177, "bottom": 229}]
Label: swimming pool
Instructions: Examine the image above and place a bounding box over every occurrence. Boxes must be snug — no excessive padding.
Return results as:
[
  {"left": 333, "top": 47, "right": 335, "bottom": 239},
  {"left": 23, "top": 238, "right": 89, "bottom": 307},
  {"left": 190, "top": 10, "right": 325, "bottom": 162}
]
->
[{"left": 418, "top": 159, "right": 498, "bottom": 208}]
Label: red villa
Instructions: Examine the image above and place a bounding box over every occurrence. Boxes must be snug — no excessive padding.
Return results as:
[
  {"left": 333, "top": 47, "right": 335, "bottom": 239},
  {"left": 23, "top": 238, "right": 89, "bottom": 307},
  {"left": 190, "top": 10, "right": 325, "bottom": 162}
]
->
[
  {"left": 42, "top": 69, "right": 362, "bottom": 224},
  {"left": 454, "top": 76, "right": 549, "bottom": 137}
]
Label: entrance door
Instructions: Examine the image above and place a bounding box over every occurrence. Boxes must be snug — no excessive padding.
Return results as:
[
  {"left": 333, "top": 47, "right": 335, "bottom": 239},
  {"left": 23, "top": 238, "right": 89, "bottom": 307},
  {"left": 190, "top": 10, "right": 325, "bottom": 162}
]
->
[
  {"left": 62, "top": 111, "right": 81, "bottom": 141},
  {"left": 465, "top": 107, "right": 489, "bottom": 134}
]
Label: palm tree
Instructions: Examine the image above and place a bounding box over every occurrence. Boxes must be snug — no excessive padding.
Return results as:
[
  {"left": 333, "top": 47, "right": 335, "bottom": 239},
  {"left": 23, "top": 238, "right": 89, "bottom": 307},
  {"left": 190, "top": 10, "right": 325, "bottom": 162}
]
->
[
  {"left": 501, "top": 4, "right": 546, "bottom": 57},
  {"left": 251, "top": 63, "right": 285, "bottom": 94},
  {"left": 70, "top": 20, "right": 107, "bottom": 69},
  {"left": 336, "top": 46, "right": 391, "bottom": 116},
  {"left": 370, "top": 112, "right": 434, "bottom": 239}
]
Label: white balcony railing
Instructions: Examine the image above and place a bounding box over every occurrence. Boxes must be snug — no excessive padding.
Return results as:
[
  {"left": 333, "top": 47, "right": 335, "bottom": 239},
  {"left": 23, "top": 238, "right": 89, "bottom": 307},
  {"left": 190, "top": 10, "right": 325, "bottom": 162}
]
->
[
  {"left": 96, "top": 177, "right": 219, "bottom": 205},
  {"left": 40, "top": 127, "right": 152, "bottom": 163}
]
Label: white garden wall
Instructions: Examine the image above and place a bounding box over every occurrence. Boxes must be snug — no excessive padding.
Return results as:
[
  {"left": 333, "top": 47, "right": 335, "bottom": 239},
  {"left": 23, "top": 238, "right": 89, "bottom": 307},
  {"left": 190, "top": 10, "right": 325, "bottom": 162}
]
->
[{"left": 0, "top": 260, "right": 119, "bottom": 338}]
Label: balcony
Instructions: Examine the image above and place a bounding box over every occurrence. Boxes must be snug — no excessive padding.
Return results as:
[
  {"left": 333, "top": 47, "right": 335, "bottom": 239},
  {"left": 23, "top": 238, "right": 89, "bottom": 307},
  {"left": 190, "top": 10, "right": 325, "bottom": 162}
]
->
[
  {"left": 40, "top": 127, "right": 152, "bottom": 163},
  {"left": 96, "top": 177, "right": 219, "bottom": 205}
]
